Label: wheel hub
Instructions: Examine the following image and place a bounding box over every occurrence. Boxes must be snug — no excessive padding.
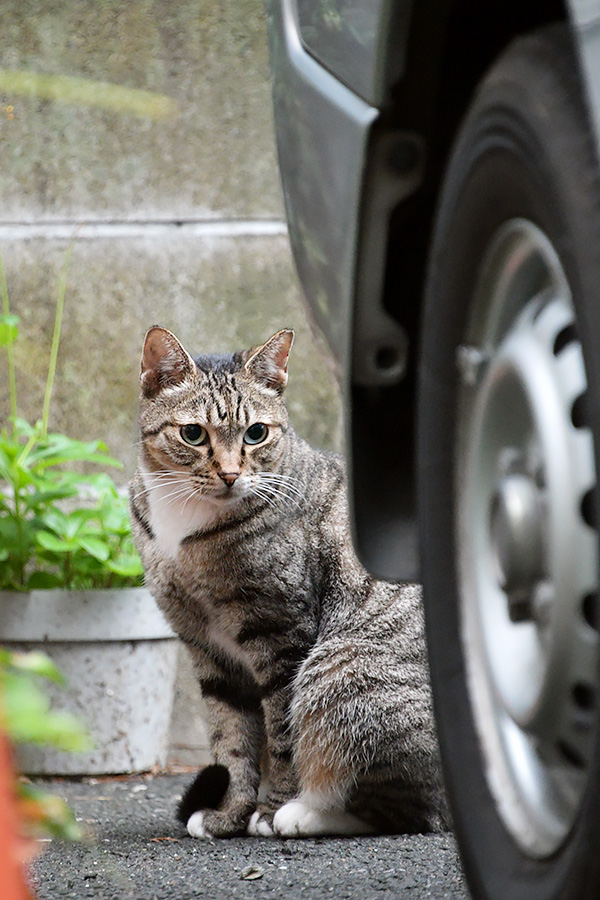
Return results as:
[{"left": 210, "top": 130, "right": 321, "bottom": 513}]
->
[{"left": 491, "top": 470, "right": 546, "bottom": 621}]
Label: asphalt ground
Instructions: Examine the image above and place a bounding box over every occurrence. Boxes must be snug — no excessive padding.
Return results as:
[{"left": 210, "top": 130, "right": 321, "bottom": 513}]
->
[{"left": 28, "top": 774, "right": 469, "bottom": 900}]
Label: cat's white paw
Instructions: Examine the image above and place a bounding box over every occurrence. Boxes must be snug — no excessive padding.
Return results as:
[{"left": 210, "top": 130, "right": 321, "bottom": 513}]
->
[
  {"left": 272, "top": 799, "right": 374, "bottom": 837},
  {"left": 247, "top": 810, "right": 275, "bottom": 837},
  {"left": 186, "top": 811, "right": 214, "bottom": 839}
]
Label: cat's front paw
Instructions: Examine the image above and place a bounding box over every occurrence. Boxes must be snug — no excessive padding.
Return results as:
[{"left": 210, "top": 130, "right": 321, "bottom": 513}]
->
[
  {"left": 272, "top": 798, "right": 375, "bottom": 837},
  {"left": 177, "top": 764, "right": 230, "bottom": 827},
  {"left": 185, "top": 809, "right": 248, "bottom": 839},
  {"left": 186, "top": 811, "right": 213, "bottom": 839},
  {"left": 247, "top": 810, "right": 275, "bottom": 837}
]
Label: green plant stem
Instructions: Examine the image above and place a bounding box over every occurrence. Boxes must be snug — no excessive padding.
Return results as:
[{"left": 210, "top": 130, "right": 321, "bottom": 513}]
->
[
  {"left": 41, "top": 244, "right": 74, "bottom": 438},
  {"left": 0, "top": 250, "right": 18, "bottom": 433},
  {"left": 64, "top": 552, "right": 72, "bottom": 587},
  {"left": 0, "top": 250, "right": 24, "bottom": 583},
  {"left": 16, "top": 429, "right": 38, "bottom": 468},
  {"left": 11, "top": 487, "right": 25, "bottom": 588}
]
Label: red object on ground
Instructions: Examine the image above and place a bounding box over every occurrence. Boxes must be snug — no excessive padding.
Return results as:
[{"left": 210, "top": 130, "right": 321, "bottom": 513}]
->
[{"left": 0, "top": 731, "right": 32, "bottom": 900}]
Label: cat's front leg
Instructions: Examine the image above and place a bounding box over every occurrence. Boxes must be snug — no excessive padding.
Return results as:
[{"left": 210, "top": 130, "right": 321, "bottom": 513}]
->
[
  {"left": 179, "top": 649, "right": 265, "bottom": 839},
  {"left": 247, "top": 679, "right": 299, "bottom": 836}
]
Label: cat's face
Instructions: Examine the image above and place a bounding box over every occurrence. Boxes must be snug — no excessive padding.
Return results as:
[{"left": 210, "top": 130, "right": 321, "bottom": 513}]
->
[{"left": 138, "top": 327, "right": 295, "bottom": 508}]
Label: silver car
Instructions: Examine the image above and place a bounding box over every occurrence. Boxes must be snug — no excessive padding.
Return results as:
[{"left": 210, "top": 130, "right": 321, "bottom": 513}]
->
[{"left": 268, "top": 3, "right": 600, "bottom": 899}]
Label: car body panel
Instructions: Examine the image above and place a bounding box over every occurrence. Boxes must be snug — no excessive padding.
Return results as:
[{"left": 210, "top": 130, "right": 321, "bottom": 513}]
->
[
  {"left": 269, "top": 0, "right": 600, "bottom": 581},
  {"left": 571, "top": 0, "right": 600, "bottom": 148},
  {"left": 269, "top": 0, "right": 377, "bottom": 380},
  {"left": 295, "top": 0, "right": 412, "bottom": 106}
]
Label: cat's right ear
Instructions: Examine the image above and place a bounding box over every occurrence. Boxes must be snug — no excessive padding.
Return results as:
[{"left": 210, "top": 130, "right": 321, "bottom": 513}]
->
[{"left": 140, "top": 326, "right": 196, "bottom": 397}]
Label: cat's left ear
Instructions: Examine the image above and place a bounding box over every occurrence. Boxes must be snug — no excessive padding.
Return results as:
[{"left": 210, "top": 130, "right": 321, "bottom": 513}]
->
[
  {"left": 140, "top": 326, "right": 196, "bottom": 396},
  {"left": 244, "top": 329, "right": 294, "bottom": 391}
]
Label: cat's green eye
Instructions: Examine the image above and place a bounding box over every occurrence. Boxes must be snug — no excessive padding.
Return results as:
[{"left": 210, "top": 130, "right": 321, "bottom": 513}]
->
[
  {"left": 180, "top": 424, "right": 209, "bottom": 446},
  {"left": 244, "top": 423, "right": 268, "bottom": 445}
]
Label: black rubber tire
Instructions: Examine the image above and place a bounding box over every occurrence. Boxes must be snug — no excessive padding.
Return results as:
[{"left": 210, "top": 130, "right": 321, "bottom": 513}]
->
[{"left": 418, "top": 26, "right": 600, "bottom": 900}]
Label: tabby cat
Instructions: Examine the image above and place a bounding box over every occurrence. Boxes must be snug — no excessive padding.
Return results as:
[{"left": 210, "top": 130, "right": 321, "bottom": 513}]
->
[{"left": 129, "top": 326, "right": 448, "bottom": 838}]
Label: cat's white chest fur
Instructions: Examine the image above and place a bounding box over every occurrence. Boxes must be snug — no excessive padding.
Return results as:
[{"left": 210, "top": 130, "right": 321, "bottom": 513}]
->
[
  {"left": 142, "top": 468, "right": 256, "bottom": 674},
  {"left": 141, "top": 469, "right": 219, "bottom": 559}
]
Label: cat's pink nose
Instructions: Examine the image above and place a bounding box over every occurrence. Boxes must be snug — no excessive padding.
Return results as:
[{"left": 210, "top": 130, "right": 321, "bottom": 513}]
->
[{"left": 219, "top": 471, "right": 240, "bottom": 487}]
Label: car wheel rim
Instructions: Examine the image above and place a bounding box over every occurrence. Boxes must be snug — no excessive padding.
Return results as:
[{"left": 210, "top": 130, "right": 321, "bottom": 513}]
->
[{"left": 456, "top": 218, "right": 599, "bottom": 857}]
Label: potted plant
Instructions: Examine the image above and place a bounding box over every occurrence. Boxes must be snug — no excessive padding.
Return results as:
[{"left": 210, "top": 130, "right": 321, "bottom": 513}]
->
[{"left": 0, "top": 252, "right": 177, "bottom": 775}]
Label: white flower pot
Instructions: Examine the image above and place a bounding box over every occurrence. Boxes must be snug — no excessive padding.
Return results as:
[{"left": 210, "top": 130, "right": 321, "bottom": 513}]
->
[{"left": 0, "top": 588, "right": 177, "bottom": 775}]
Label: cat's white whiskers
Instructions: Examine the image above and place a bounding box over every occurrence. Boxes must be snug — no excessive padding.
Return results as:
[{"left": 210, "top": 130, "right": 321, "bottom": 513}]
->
[
  {"left": 148, "top": 477, "right": 192, "bottom": 488},
  {"left": 165, "top": 483, "right": 209, "bottom": 505},
  {"left": 261, "top": 488, "right": 299, "bottom": 508},
  {"left": 140, "top": 477, "right": 192, "bottom": 492},
  {"left": 251, "top": 473, "right": 304, "bottom": 508},
  {"left": 255, "top": 473, "right": 304, "bottom": 500},
  {"left": 250, "top": 481, "right": 301, "bottom": 511},
  {"left": 254, "top": 487, "right": 281, "bottom": 504},
  {"left": 180, "top": 484, "right": 210, "bottom": 511},
  {"left": 146, "top": 472, "right": 190, "bottom": 482},
  {"left": 256, "top": 472, "right": 302, "bottom": 487},
  {"left": 145, "top": 476, "right": 208, "bottom": 507},
  {"left": 161, "top": 486, "right": 198, "bottom": 505},
  {"left": 140, "top": 484, "right": 184, "bottom": 497},
  {"left": 138, "top": 475, "right": 190, "bottom": 492},
  {"left": 248, "top": 484, "right": 282, "bottom": 508}
]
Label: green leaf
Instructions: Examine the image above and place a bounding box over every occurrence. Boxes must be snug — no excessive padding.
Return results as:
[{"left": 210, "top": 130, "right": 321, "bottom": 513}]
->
[
  {"left": 1, "top": 459, "right": 36, "bottom": 493},
  {"left": 107, "top": 553, "right": 144, "bottom": 578},
  {"left": 77, "top": 472, "right": 120, "bottom": 493},
  {"left": 26, "top": 571, "right": 63, "bottom": 590},
  {"left": 8, "top": 650, "right": 66, "bottom": 684},
  {"left": 77, "top": 535, "right": 110, "bottom": 562},
  {"left": 36, "top": 531, "right": 75, "bottom": 553},
  {"left": 29, "top": 485, "right": 79, "bottom": 507},
  {"left": 17, "top": 783, "right": 84, "bottom": 842},
  {"left": 36, "top": 508, "right": 69, "bottom": 535},
  {"left": 14, "top": 416, "right": 35, "bottom": 434},
  {"left": 34, "top": 709, "right": 94, "bottom": 752},
  {"left": 1, "top": 670, "right": 91, "bottom": 750},
  {"left": 63, "top": 510, "right": 98, "bottom": 540},
  {"left": 0, "top": 516, "right": 36, "bottom": 553},
  {"left": 28, "top": 436, "right": 123, "bottom": 470}
]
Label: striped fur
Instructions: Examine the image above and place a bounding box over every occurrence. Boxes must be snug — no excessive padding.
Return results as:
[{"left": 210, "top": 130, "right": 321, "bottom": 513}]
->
[{"left": 130, "top": 327, "right": 449, "bottom": 837}]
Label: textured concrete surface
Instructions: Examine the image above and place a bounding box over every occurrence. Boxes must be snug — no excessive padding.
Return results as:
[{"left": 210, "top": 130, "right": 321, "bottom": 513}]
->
[
  {"left": 0, "top": 1, "right": 282, "bottom": 219},
  {"left": 13, "top": 639, "right": 177, "bottom": 775},
  {"left": 169, "top": 646, "right": 211, "bottom": 768},
  {"left": 28, "top": 775, "right": 469, "bottom": 900}
]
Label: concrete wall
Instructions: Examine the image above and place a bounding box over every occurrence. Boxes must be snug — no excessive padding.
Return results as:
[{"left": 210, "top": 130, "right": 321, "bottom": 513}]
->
[{"left": 0, "top": 1, "right": 342, "bottom": 768}]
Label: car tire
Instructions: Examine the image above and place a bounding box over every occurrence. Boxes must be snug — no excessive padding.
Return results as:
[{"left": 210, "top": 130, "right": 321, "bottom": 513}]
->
[{"left": 418, "top": 25, "right": 600, "bottom": 900}]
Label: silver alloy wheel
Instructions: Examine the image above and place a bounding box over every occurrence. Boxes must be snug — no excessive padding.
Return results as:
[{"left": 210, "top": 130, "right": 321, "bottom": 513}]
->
[{"left": 456, "top": 219, "right": 599, "bottom": 857}]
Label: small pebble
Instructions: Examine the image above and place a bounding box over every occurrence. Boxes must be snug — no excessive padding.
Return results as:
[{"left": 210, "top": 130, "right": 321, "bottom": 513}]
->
[{"left": 240, "top": 865, "right": 265, "bottom": 880}]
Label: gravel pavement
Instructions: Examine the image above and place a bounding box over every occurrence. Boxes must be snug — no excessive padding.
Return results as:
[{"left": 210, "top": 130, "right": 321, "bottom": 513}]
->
[{"left": 28, "top": 774, "right": 469, "bottom": 900}]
